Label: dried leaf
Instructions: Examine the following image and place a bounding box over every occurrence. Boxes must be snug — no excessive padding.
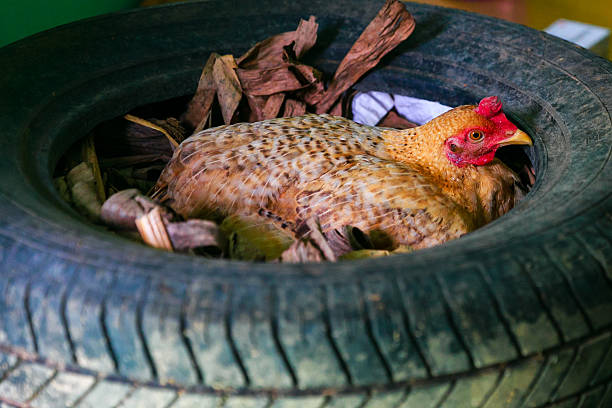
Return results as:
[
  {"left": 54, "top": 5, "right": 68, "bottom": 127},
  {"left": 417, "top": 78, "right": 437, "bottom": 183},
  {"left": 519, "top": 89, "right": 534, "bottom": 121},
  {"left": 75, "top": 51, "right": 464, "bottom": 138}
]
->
[
  {"left": 66, "top": 162, "right": 103, "bottom": 222},
  {"left": 194, "top": 113, "right": 212, "bottom": 133},
  {"left": 82, "top": 134, "right": 106, "bottom": 202},
  {"left": 183, "top": 53, "right": 218, "bottom": 129},
  {"left": 94, "top": 119, "right": 174, "bottom": 161},
  {"left": 316, "top": 0, "right": 415, "bottom": 113},
  {"left": 124, "top": 114, "right": 180, "bottom": 150},
  {"left": 213, "top": 54, "right": 242, "bottom": 125},
  {"left": 305, "top": 218, "right": 336, "bottom": 261},
  {"left": 101, "top": 189, "right": 161, "bottom": 230},
  {"left": 103, "top": 189, "right": 223, "bottom": 253},
  {"left": 135, "top": 206, "right": 174, "bottom": 251},
  {"left": 377, "top": 109, "right": 417, "bottom": 129},
  {"left": 166, "top": 219, "right": 224, "bottom": 252},
  {"left": 65, "top": 163, "right": 94, "bottom": 194},
  {"left": 150, "top": 117, "right": 187, "bottom": 144},
  {"left": 325, "top": 225, "right": 374, "bottom": 257},
  {"left": 280, "top": 239, "right": 324, "bottom": 263}
]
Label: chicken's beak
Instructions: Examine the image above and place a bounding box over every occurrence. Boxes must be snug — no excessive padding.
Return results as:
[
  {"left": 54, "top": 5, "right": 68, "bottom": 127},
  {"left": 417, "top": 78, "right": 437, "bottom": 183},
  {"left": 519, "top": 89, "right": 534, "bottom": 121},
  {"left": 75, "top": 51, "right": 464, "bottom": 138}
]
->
[{"left": 498, "top": 129, "right": 532, "bottom": 147}]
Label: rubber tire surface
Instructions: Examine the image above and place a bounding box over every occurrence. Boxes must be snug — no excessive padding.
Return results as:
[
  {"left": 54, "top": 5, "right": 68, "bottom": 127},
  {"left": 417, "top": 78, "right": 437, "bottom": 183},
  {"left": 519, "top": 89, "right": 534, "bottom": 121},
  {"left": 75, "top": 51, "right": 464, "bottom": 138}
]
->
[{"left": 0, "top": 1, "right": 611, "bottom": 407}]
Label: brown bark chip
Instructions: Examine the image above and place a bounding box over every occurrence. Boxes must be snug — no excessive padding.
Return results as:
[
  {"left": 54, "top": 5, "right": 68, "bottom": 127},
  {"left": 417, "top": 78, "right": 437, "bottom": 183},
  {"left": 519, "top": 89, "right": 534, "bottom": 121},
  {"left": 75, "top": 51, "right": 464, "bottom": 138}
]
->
[
  {"left": 245, "top": 94, "right": 268, "bottom": 122},
  {"left": 234, "top": 16, "right": 320, "bottom": 119},
  {"left": 237, "top": 31, "right": 297, "bottom": 69},
  {"left": 282, "top": 99, "right": 307, "bottom": 117},
  {"left": 328, "top": 99, "right": 343, "bottom": 117},
  {"left": 101, "top": 189, "right": 161, "bottom": 230},
  {"left": 315, "top": 0, "right": 415, "bottom": 113},
  {"left": 293, "top": 16, "right": 318, "bottom": 59},
  {"left": 262, "top": 93, "right": 286, "bottom": 119},
  {"left": 237, "top": 16, "right": 317, "bottom": 69},
  {"left": 213, "top": 54, "right": 243, "bottom": 125},
  {"left": 165, "top": 219, "right": 223, "bottom": 251},
  {"left": 236, "top": 65, "right": 304, "bottom": 96},
  {"left": 183, "top": 53, "right": 218, "bottom": 129},
  {"left": 287, "top": 58, "right": 325, "bottom": 105}
]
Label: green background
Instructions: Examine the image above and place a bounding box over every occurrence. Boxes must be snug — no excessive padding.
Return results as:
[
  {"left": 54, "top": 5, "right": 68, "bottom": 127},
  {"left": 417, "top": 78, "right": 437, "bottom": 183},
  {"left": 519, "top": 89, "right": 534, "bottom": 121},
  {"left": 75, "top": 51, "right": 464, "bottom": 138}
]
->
[
  {"left": 0, "top": 0, "right": 140, "bottom": 48},
  {"left": 1, "top": 0, "right": 609, "bottom": 57}
]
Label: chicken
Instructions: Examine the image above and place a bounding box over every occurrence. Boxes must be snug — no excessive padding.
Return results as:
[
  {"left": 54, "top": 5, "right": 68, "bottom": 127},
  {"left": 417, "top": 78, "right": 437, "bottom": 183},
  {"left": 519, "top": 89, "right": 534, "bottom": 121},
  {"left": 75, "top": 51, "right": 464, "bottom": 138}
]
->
[{"left": 153, "top": 96, "right": 532, "bottom": 249}]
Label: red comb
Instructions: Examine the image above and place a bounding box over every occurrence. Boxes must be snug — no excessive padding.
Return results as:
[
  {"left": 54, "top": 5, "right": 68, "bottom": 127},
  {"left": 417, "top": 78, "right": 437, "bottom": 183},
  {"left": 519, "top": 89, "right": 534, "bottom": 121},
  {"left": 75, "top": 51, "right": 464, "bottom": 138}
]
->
[{"left": 475, "top": 96, "right": 502, "bottom": 118}]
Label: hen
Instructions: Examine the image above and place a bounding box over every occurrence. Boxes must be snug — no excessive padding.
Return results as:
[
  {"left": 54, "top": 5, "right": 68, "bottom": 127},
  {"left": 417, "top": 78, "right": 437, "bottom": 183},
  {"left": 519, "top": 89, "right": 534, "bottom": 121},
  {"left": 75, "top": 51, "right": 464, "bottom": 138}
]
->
[{"left": 153, "top": 96, "right": 532, "bottom": 249}]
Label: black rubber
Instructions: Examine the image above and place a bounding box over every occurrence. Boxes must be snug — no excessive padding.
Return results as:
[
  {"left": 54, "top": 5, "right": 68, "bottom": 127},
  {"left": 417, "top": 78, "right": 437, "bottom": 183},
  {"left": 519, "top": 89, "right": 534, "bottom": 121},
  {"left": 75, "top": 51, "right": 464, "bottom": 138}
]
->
[{"left": 0, "top": 1, "right": 611, "bottom": 406}]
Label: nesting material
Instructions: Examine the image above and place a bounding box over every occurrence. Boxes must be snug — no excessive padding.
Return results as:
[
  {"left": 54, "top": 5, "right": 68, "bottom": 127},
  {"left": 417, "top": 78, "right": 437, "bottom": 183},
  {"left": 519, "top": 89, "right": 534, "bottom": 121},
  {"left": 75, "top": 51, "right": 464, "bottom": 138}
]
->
[
  {"left": 56, "top": 0, "right": 437, "bottom": 262},
  {"left": 123, "top": 114, "right": 181, "bottom": 149},
  {"left": 135, "top": 207, "right": 174, "bottom": 251}
]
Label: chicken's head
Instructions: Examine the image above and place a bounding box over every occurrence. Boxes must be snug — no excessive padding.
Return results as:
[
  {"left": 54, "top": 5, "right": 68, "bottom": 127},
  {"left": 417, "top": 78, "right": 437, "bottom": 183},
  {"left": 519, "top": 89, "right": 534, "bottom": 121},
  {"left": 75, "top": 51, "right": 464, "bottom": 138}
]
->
[{"left": 442, "top": 96, "right": 532, "bottom": 167}]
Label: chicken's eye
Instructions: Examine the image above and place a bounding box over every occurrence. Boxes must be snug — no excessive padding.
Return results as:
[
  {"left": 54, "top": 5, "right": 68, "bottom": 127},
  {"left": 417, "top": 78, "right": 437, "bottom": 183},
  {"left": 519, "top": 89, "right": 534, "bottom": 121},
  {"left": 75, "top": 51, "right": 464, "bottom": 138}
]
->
[{"left": 468, "top": 130, "right": 484, "bottom": 142}]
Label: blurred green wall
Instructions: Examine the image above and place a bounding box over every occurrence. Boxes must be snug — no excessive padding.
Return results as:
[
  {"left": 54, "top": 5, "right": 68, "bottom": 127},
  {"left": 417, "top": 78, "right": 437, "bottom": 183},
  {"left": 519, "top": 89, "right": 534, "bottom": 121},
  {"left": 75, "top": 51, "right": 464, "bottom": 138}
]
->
[
  {"left": 0, "top": 0, "right": 140, "bottom": 47},
  {"left": 2, "top": 1, "right": 610, "bottom": 58}
]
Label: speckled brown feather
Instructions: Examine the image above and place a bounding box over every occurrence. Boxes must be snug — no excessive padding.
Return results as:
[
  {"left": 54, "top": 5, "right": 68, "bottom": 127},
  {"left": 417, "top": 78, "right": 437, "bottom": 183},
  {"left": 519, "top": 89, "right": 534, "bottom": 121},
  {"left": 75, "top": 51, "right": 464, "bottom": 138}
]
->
[{"left": 154, "top": 111, "right": 523, "bottom": 248}]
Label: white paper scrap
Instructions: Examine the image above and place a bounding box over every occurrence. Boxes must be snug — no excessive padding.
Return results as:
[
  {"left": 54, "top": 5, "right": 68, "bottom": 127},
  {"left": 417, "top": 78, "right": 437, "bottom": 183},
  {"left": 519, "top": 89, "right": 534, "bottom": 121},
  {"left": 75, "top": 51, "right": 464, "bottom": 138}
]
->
[
  {"left": 351, "top": 91, "right": 395, "bottom": 126},
  {"left": 393, "top": 94, "right": 451, "bottom": 125},
  {"left": 545, "top": 19, "right": 610, "bottom": 58}
]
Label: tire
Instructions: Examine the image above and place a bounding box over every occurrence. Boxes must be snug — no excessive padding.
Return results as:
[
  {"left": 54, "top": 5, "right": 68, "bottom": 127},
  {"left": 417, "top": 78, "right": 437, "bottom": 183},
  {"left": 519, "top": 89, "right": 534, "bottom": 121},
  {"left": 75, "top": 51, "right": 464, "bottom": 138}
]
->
[{"left": 0, "top": 1, "right": 611, "bottom": 406}]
